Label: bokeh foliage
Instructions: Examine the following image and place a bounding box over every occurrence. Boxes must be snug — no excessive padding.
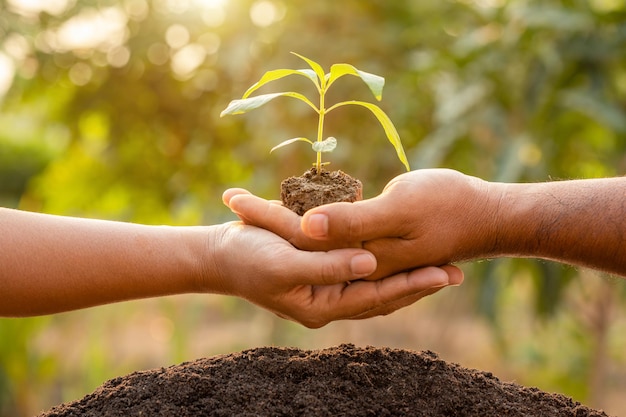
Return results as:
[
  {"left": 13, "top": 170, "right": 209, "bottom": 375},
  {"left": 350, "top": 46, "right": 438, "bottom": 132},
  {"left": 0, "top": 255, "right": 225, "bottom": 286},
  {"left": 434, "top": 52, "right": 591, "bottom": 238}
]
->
[{"left": 1, "top": 0, "right": 625, "bottom": 415}]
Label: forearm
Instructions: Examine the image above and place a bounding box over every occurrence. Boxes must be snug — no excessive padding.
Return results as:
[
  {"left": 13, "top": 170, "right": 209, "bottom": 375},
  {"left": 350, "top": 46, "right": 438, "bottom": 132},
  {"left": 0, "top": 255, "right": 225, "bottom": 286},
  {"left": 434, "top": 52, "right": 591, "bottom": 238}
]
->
[
  {"left": 486, "top": 177, "right": 626, "bottom": 275},
  {"left": 0, "top": 208, "right": 211, "bottom": 316}
]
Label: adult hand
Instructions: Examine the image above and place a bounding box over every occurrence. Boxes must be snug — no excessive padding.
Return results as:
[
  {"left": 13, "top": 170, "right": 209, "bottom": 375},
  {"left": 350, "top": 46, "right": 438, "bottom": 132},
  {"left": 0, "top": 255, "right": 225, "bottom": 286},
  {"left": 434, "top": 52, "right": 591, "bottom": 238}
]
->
[
  {"left": 224, "top": 169, "right": 491, "bottom": 280},
  {"left": 208, "top": 221, "right": 463, "bottom": 328},
  {"left": 299, "top": 169, "right": 498, "bottom": 274},
  {"left": 227, "top": 168, "right": 626, "bottom": 279}
]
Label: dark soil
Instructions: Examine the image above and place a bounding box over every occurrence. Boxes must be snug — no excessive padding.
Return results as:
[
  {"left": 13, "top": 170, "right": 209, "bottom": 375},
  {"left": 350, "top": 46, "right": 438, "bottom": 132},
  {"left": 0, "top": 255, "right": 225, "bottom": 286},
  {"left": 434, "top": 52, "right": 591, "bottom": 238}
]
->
[
  {"left": 39, "top": 344, "right": 609, "bottom": 417},
  {"left": 281, "top": 168, "right": 363, "bottom": 215}
]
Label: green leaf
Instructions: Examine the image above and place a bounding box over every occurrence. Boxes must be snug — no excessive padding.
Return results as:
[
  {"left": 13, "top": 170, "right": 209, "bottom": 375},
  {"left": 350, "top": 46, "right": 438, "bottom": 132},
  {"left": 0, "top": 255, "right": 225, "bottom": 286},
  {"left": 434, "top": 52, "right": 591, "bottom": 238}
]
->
[
  {"left": 270, "top": 137, "right": 313, "bottom": 153},
  {"left": 328, "top": 100, "right": 410, "bottom": 171},
  {"left": 220, "top": 92, "right": 318, "bottom": 117},
  {"left": 312, "top": 137, "right": 337, "bottom": 153},
  {"left": 327, "top": 64, "right": 385, "bottom": 101},
  {"left": 242, "top": 69, "right": 319, "bottom": 99},
  {"left": 291, "top": 52, "right": 327, "bottom": 90}
]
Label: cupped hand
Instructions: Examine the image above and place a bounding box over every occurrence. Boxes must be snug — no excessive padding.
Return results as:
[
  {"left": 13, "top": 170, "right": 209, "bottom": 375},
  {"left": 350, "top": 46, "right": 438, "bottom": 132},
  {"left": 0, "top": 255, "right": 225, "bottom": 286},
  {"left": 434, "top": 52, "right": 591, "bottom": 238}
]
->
[
  {"left": 299, "top": 169, "right": 497, "bottom": 276},
  {"left": 223, "top": 188, "right": 360, "bottom": 252},
  {"left": 223, "top": 169, "right": 492, "bottom": 280},
  {"left": 209, "top": 221, "right": 463, "bottom": 328}
]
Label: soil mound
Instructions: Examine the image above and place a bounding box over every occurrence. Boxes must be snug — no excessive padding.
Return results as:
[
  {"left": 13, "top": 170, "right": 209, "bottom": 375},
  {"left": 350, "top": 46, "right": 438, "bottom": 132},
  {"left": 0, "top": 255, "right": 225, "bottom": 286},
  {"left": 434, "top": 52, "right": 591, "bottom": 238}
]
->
[{"left": 39, "top": 344, "right": 609, "bottom": 417}]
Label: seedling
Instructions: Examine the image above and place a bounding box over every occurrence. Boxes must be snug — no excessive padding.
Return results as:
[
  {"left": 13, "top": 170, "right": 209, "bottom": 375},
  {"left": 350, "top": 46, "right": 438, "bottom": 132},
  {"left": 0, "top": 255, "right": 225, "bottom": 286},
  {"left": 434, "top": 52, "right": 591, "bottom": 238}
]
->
[{"left": 220, "top": 52, "right": 410, "bottom": 173}]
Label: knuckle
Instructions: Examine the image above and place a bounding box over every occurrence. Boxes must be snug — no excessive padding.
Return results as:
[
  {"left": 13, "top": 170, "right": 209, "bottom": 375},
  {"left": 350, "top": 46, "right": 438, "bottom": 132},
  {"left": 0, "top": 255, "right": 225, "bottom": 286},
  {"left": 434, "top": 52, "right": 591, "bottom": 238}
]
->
[
  {"left": 347, "top": 212, "right": 365, "bottom": 240},
  {"left": 318, "top": 261, "right": 339, "bottom": 285}
]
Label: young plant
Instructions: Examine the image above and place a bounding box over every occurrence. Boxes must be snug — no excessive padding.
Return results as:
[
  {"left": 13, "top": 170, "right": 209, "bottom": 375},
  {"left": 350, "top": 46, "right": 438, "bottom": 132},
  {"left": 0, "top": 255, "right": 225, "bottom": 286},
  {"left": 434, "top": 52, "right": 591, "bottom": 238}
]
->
[{"left": 220, "top": 52, "right": 410, "bottom": 173}]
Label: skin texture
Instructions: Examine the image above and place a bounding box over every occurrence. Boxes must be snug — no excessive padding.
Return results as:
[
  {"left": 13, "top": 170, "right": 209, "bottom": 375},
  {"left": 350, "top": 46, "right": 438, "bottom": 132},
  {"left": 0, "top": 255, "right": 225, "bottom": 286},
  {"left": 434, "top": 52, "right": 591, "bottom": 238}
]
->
[
  {"left": 0, "top": 207, "right": 462, "bottom": 327},
  {"left": 225, "top": 168, "right": 626, "bottom": 279}
]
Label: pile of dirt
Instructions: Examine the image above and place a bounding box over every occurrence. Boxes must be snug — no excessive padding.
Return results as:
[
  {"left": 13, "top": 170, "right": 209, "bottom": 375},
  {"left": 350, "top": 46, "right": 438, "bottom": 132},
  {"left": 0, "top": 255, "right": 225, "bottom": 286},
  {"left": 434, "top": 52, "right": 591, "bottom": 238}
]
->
[{"left": 40, "top": 344, "right": 609, "bottom": 417}]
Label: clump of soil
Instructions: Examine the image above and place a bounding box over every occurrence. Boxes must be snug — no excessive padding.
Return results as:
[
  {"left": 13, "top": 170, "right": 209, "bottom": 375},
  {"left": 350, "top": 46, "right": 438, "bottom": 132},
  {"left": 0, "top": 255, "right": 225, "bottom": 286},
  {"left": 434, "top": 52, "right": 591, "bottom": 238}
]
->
[
  {"left": 281, "top": 168, "right": 363, "bottom": 215},
  {"left": 40, "top": 344, "right": 608, "bottom": 417}
]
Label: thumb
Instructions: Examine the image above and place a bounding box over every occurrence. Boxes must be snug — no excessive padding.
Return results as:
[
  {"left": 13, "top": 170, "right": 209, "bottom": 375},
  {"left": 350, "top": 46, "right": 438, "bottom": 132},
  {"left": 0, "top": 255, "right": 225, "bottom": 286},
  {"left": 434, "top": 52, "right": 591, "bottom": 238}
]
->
[{"left": 301, "top": 193, "right": 404, "bottom": 242}]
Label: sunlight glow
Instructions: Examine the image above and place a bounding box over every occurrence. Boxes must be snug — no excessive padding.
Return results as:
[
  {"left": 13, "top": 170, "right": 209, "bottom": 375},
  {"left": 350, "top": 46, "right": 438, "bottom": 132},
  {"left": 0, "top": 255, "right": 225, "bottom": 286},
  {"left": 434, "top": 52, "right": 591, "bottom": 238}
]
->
[
  {"left": 193, "top": 0, "right": 228, "bottom": 9},
  {"left": 193, "top": 0, "right": 228, "bottom": 26},
  {"left": 0, "top": 53, "right": 15, "bottom": 98},
  {"left": 165, "top": 24, "right": 191, "bottom": 49},
  {"left": 124, "top": 0, "right": 149, "bottom": 21},
  {"left": 7, "top": 0, "right": 71, "bottom": 17},
  {"left": 153, "top": 0, "right": 228, "bottom": 14},
  {"left": 53, "top": 7, "right": 128, "bottom": 52},
  {"left": 171, "top": 44, "right": 206, "bottom": 79},
  {"left": 250, "top": 0, "right": 286, "bottom": 27}
]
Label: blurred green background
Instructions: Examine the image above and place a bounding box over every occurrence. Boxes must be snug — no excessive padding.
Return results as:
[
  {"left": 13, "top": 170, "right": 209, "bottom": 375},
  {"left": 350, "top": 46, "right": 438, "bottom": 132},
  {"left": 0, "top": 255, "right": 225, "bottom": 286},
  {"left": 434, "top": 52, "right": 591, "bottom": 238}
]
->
[{"left": 1, "top": 0, "right": 626, "bottom": 415}]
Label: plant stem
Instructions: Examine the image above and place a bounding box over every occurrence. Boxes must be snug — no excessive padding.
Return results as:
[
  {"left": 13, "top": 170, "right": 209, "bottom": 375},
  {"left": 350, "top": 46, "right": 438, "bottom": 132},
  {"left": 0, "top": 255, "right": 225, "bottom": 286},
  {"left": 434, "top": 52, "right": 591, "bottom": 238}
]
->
[{"left": 316, "top": 89, "right": 325, "bottom": 172}]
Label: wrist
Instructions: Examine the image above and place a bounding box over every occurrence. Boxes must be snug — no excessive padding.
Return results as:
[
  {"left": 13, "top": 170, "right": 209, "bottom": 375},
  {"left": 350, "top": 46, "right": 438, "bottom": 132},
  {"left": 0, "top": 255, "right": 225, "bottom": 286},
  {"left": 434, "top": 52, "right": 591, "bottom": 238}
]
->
[
  {"left": 144, "top": 224, "right": 214, "bottom": 296},
  {"left": 482, "top": 181, "right": 543, "bottom": 259},
  {"left": 450, "top": 176, "right": 506, "bottom": 262},
  {"left": 193, "top": 224, "right": 225, "bottom": 294}
]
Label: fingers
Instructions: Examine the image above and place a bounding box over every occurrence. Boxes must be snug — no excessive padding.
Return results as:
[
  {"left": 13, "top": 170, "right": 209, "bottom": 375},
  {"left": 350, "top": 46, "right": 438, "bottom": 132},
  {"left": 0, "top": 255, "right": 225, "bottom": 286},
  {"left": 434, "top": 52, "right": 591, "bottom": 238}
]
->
[
  {"left": 301, "top": 194, "right": 405, "bottom": 242},
  {"left": 298, "top": 265, "right": 462, "bottom": 327},
  {"left": 349, "top": 264, "right": 465, "bottom": 319},
  {"left": 224, "top": 189, "right": 359, "bottom": 251},
  {"left": 222, "top": 188, "right": 253, "bottom": 223},
  {"left": 224, "top": 186, "right": 400, "bottom": 247},
  {"left": 348, "top": 286, "right": 447, "bottom": 321},
  {"left": 286, "top": 248, "right": 378, "bottom": 286},
  {"left": 440, "top": 264, "right": 464, "bottom": 286},
  {"left": 225, "top": 190, "right": 303, "bottom": 241},
  {"left": 222, "top": 188, "right": 251, "bottom": 205}
]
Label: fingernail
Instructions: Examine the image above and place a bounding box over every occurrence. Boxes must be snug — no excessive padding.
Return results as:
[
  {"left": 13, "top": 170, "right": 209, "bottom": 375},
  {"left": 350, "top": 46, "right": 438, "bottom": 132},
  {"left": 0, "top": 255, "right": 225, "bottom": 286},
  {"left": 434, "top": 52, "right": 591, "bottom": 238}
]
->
[
  {"left": 351, "top": 253, "right": 376, "bottom": 277},
  {"left": 306, "top": 213, "right": 329, "bottom": 239},
  {"left": 227, "top": 196, "right": 242, "bottom": 215}
]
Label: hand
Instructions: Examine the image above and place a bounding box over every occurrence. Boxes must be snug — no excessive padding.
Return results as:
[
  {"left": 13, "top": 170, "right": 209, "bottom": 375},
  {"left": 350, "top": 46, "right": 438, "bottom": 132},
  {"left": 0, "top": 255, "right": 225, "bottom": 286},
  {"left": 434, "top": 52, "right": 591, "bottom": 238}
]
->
[
  {"left": 299, "top": 169, "right": 498, "bottom": 272},
  {"left": 209, "top": 221, "right": 463, "bottom": 328},
  {"left": 223, "top": 169, "right": 488, "bottom": 280}
]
